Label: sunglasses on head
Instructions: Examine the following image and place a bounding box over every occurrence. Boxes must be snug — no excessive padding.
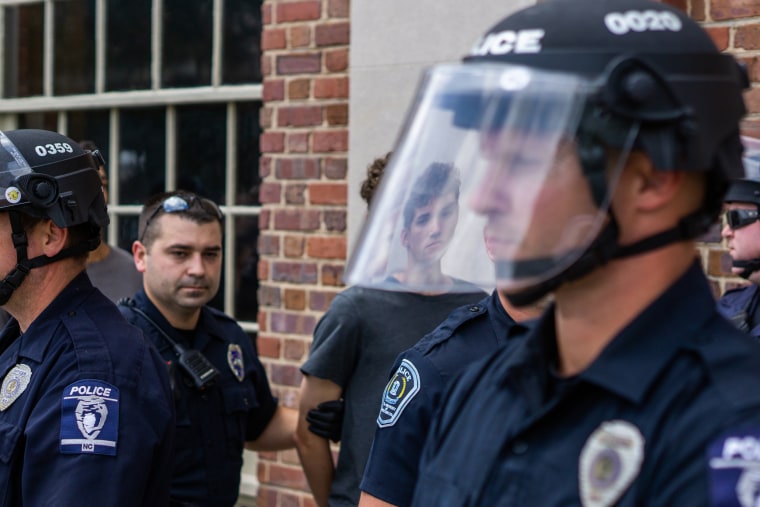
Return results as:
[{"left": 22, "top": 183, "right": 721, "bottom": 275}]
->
[
  {"left": 139, "top": 194, "right": 223, "bottom": 242},
  {"left": 726, "top": 208, "right": 760, "bottom": 230}
]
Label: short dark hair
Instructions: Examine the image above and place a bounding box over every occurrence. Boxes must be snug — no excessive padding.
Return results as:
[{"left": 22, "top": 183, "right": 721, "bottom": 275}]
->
[
  {"left": 403, "top": 162, "right": 461, "bottom": 229},
  {"left": 138, "top": 190, "right": 223, "bottom": 247}
]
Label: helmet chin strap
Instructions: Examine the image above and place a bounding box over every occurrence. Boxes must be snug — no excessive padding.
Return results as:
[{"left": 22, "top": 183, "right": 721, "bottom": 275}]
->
[
  {"left": 731, "top": 259, "right": 760, "bottom": 279},
  {"left": 0, "top": 211, "right": 99, "bottom": 306},
  {"left": 503, "top": 209, "right": 713, "bottom": 307}
]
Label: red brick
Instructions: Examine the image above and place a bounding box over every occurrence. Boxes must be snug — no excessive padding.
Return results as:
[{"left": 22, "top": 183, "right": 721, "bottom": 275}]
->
[
  {"left": 259, "top": 182, "right": 281, "bottom": 204},
  {"left": 707, "top": 249, "right": 733, "bottom": 277},
  {"left": 307, "top": 236, "right": 346, "bottom": 259},
  {"left": 691, "top": 0, "right": 706, "bottom": 20},
  {"left": 314, "top": 76, "right": 348, "bottom": 98},
  {"left": 266, "top": 463, "right": 309, "bottom": 490},
  {"left": 321, "top": 264, "right": 345, "bottom": 286},
  {"left": 742, "top": 119, "right": 760, "bottom": 138},
  {"left": 257, "top": 284, "right": 281, "bottom": 307},
  {"left": 277, "top": 54, "right": 322, "bottom": 75},
  {"left": 262, "top": 79, "right": 284, "bottom": 101},
  {"left": 325, "top": 104, "right": 348, "bottom": 125},
  {"left": 743, "top": 87, "right": 760, "bottom": 115},
  {"left": 277, "top": 1, "right": 321, "bottom": 22},
  {"left": 258, "top": 209, "right": 271, "bottom": 230},
  {"left": 283, "top": 289, "right": 306, "bottom": 310},
  {"left": 327, "top": 0, "right": 349, "bottom": 18},
  {"left": 323, "top": 209, "right": 346, "bottom": 231},
  {"left": 658, "top": 0, "right": 686, "bottom": 12},
  {"left": 258, "top": 234, "right": 280, "bottom": 255},
  {"left": 287, "top": 132, "right": 310, "bottom": 153},
  {"left": 313, "top": 130, "right": 348, "bottom": 152},
  {"left": 272, "top": 261, "right": 319, "bottom": 283},
  {"left": 738, "top": 56, "right": 760, "bottom": 84},
  {"left": 309, "top": 182, "right": 347, "bottom": 204},
  {"left": 289, "top": 25, "right": 312, "bottom": 48},
  {"left": 259, "top": 106, "right": 273, "bottom": 129},
  {"left": 315, "top": 22, "right": 350, "bottom": 46},
  {"left": 284, "top": 235, "right": 305, "bottom": 257},
  {"left": 325, "top": 48, "right": 349, "bottom": 72},
  {"left": 262, "top": 27, "right": 286, "bottom": 50},
  {"left": 260, "top": 131, "right": 285, "bottom": 153},
  {"left": 278, "top": 105, "right": 323, "bottom": 127},
  {"left": 261, "top": 54, "right": 272, "bottom": 76},
  {"left": 309, "top": 290, "right": 338, "bottom": 311},
  {"left": 324, "top": 157, "right": 347, "bottom": 179},
  {"left": 736, "top": 24, "right": 760, "bottom": 50},
  {"left": 711, "top": 0, "right": 760, "bottom": 20},
  {"left": 285, "top": 183, "right": 306, "bottom": 205},
  {"left": 258, "top": 258, "right": 270, "bottom": 280},
  {"left": 274, "top": 209, "right": 320, "bottom": 231},
  {"left": 283, "top": 338, "right": 306, "bottom": 360},
  {"left": 276, "top": 158, "right": 320, "bottom": 179},
  {"left": 257, "top": 336, "right": 281, "bottom": 358},
  {"left": 288, "top": 78, "right": 311, "bottom": 99},
  {"left": 259, "top": 156, "right": 272, "bottom": 178},
  {"left": 257, "top": 311, "right": 267, "bottom": 332}
]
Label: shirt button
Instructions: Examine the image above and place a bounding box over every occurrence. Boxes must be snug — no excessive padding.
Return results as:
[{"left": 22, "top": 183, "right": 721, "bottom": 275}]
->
[
  {"left": 511, "top": 440, "right": 528, "bottom": 454},
  {"left": 469, "top": 306, "right": 480, "bottom": 312}
]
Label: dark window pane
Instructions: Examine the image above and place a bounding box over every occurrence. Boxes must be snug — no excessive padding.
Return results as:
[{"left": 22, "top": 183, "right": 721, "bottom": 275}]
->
[
  {"left": 119, "top": 107, "right": 166, "bottom": 204},
  {"left": 67, "top": 110, "right": 110, "bottom": 163},
  {"left": 234, "top": 215, "right": 258, "bottom": 321},
  {"left": 54, "top": 0, "right": 95, "bottom": 95},
  {"left": 117, "top": 215, "right": 139, "bottom": 251},
  {"left": 222, "top": 0, "right": 262, "bottom": 84},
  {"left": 18, "top": 112, "right": 58, "bottom": 131},
  {"left": 3, "top": 4, "right": 44, "bottom": 98},
  {"left": 235, "top": 102, "right": 261, "bottom": 206},
  {"left": 162, "top": 0, "right": 212, "bottom": 88},
  {"left": 106, "top": 0, "right": 151, "bottom": 91},
  {"left": 175, "top": 104, "right": 226, "bottom": 203}
]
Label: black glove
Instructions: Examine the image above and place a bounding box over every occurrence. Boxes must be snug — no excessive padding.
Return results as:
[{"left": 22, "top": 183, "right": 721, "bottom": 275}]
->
[{"left": 306, "top": 399, "right": 344, "bottom": 442}]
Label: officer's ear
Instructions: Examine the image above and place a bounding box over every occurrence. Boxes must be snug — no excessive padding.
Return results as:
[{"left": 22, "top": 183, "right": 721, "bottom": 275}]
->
[
  {"left": 621, "top": 152, "right": 683, "bottom": 213},
  {"left": 34, "top": 219, "right": 68, "bottom": 258},
  {"left": 132, "top": 240, "right": 148, "bottom": 274}
]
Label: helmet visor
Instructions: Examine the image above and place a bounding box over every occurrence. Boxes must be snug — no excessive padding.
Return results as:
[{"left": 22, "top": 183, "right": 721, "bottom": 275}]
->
[
  {"left": 0, "top": 131, "right": 33, "bottom": 207},
  {"left": 346, "top": 63, "right": 620, "bottom": 294}
]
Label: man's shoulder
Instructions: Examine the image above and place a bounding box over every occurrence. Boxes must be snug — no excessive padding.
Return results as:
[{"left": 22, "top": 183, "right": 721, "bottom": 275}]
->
[{"left": 413, "top": 298, "right": 490, "bottom": 355}]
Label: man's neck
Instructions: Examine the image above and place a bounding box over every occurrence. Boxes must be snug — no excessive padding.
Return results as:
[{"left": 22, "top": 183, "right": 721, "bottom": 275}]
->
[
  {"left": 552, "top": 242, "right": 696, "bottom": 377},
  {"left": 86, "top": 242, "right": 111, "bottom": 264}
]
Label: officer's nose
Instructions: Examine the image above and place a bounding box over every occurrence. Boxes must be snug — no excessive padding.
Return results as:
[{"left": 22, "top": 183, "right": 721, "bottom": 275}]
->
[
  {"left": 186, "top": 253, "right": 206, "bottom": 276},
  {"left": 470, "top": 166, "right": 513, "bottom": 217},
  {"left": 721, "top": 221, "right": 733, "bottom": 240}
]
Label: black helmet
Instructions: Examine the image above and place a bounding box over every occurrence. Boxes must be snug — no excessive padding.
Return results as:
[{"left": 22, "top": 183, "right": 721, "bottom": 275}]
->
[
  {"left": 0, "top": 129, "right": 108, "bottom": 305},
  {"left": 723, "top": 138, "right": 760, "bottom": 278},
  {"left": 344, "top": 0, "right": 749, "bottom": 303}
]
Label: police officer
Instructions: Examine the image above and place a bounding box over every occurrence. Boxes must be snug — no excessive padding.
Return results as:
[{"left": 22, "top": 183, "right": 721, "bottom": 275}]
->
[
  {"left": 0, "top": 129, "right": 174, "bottom": 505},
  {"left": 718, "top": 172, "right": 760, "bottom": 338},
  {"left": 344, "top": 0, "right": 760, "bottom": 505},
  {"left": 119, "top": 190, "right": 297, "bottom": 507},
  {"left": 358, "top": 289, "right": 538, "bottom": 507}
]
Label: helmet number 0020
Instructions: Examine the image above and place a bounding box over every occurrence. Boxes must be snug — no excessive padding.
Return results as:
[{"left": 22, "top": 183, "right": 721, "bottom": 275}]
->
[
  {"left": 34, "top": 143, "right": 74, "bottom": 157},
  {"left": 604, "top": 10, "right": 683, "bottom": 36}
]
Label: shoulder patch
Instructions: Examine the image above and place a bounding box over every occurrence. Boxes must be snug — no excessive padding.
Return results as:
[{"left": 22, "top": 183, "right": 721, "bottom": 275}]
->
[
  {"left": 60, "top": 380, "right": 119, "bottom": 456},
  {"left": 377, "top": 359, "right": 421, "bottom": 428},
  {"left": 708, "top": 428, "right": 760, "bottom": 506}
]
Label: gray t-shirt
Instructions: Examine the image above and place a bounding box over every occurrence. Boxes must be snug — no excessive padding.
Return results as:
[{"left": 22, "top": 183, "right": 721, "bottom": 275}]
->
[
  {"left": 301, "top": 284, "right": 485, "bottom": 507},
  {"left": 86, "top": 245, "right": 143, "bottom": 303}
]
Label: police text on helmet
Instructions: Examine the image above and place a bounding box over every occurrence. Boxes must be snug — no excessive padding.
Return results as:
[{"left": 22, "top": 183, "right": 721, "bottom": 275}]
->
[{"left": 470, "top": 29, "right": 544, "bottom": 56}]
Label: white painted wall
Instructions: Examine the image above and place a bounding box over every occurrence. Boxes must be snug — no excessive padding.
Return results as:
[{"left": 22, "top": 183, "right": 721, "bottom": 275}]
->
[{"left": 346, "top": 0, "right": 537, "bottom": 255}]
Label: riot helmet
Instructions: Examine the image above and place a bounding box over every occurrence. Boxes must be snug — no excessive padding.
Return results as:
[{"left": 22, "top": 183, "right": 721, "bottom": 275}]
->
[
  {"left": 0, "top": 129, "right": 108, "bottom": 304},
  {"left": 346, "top": 0, "right": 748, "bottom": 303},
  {"left": 723, "top": 136, "right": 760, "bottom": 278}
]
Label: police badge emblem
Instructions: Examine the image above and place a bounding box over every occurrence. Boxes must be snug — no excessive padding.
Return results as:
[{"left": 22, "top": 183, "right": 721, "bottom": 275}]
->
[
  {"left": 228, "top": 344, "right": 245, "bottom": 381},
  {"left": 0, "top": 364, "right": 32, "bottom": 411},
  {"left": 579, "top": 420, "right": 644, "bottom": 507},
  {"left": 377, "top": 359, "right": 420, "bottom": 427}
]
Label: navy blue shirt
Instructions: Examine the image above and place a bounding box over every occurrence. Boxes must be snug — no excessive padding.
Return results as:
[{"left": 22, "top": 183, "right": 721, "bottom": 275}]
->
[
  {"left": 120, "top": 289, "right": 278, "bottom": 507},
  {"left": 0, "top": 273, "right": 174, "bottom": 506},
  {"left": 412, "top": 262, "right": 760, "bottom": 506},
  {"left": 361, "top": 291, "right": 529, "bottom": 507},
  {"left": 717, "top": 284, "right": 760, "bottom": 339}
]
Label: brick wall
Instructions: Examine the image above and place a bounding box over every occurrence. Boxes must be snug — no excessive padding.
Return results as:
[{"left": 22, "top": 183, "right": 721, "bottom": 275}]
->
[
  {"left": 258, "top": 0, "right": 349, "bottom": 505},
  {"left": 256, "top": 1, "right": 760, "bottom": 505}
]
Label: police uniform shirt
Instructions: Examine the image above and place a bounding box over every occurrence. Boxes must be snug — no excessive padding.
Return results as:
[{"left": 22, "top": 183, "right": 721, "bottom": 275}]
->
[
  {"left": 121, "top": 289, "right": 277, "bottom": 507},
  {"left": 361, "top": 290, "right": 529, "bottom": 507},
  {"left": 0, "top": 273, "right": 175, "bottom": 506},
  {"left": 717, "top": 284, "right": 760, "bottom": 339},
  {"left": 411, "top": 262, "right": 760, "bottom": 506}
]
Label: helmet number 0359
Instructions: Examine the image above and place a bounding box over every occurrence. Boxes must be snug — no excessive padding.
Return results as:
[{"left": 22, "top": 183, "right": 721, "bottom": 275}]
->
[
  {"left": 34, "top": 143, "right": 74, "bottom": 157},
  {"left": 604, "top": 10, "right": 683, "bottom": 35}
]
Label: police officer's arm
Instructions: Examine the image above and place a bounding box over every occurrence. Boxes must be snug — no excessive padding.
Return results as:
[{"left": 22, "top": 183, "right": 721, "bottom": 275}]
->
[
  {"left": 360, "top": 491, "right": 398, "bottom": 507},
  {"left": 245, "top": 405, "right": 297, "bottom": 451},
  {"left": 295, "top": 373, "right": 342, "bottom": 507}
]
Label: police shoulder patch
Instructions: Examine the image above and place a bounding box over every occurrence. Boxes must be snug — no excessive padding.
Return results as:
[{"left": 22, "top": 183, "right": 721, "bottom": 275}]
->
[
  {"left": 60, "top": 379, "right": 119, "bottom": 456},
  {"left": 377, "top": 359, "right": 421, "bottom": 428},
  {"left": 708, "top": 427, "right": 760, "bottom": 507}
]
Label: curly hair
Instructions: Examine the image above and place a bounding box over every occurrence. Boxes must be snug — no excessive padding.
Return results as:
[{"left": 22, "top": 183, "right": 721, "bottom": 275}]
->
[{"left": 360, "top": 152, "right": 392, "bottom": 206}]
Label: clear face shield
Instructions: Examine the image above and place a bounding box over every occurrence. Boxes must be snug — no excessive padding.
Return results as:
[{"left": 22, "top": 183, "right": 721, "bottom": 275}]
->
[
  {"left": 346, "top": 63, "right": 624, "bottom": 294},
  {"left": 0, "top": 131, "right": 33, "bottom": 208}
]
